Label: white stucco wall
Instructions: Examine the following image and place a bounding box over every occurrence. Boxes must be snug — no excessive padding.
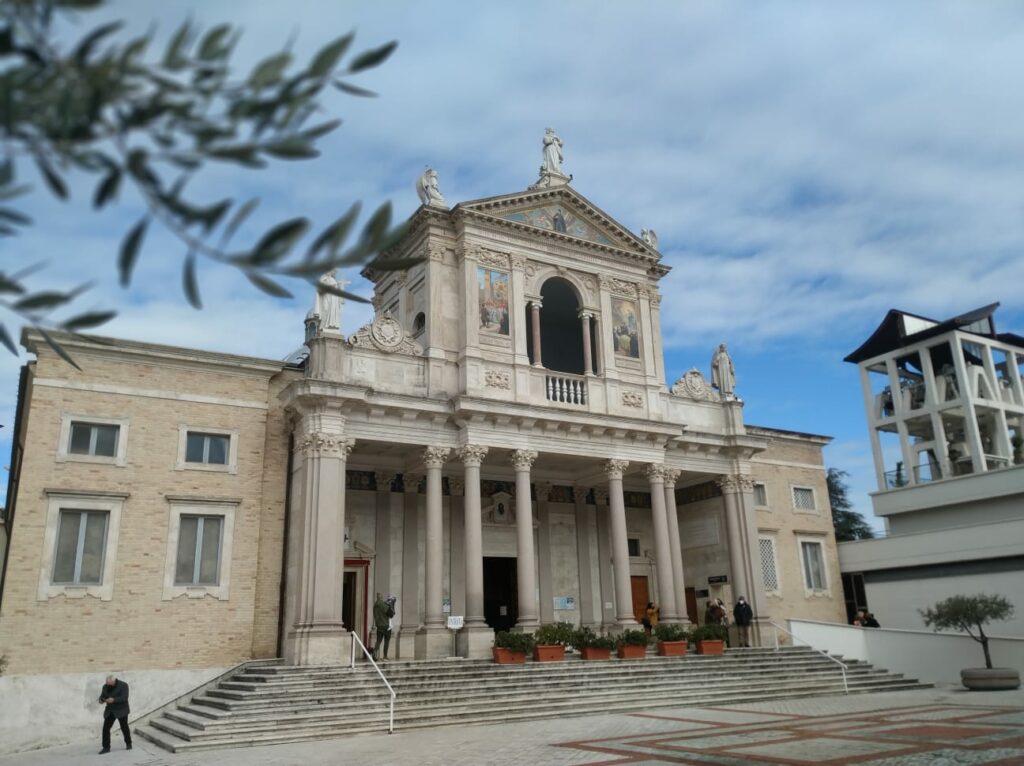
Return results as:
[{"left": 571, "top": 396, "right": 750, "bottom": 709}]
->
[
  {"left": 789, "top": 618, "right": 1024, "bottom": 686},
  {"left": 0, "top": 665, "right": 227, "bottom": 755}
]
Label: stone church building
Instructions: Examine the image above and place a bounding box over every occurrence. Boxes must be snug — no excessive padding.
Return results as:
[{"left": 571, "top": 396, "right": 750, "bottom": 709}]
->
[{"left": 0, "top": 150, "right": 844, "bottom": 713}]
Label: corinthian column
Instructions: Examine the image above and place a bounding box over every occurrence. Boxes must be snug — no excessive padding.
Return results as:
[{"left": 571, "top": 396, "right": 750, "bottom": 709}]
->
[
  {"left": 456, "top": 445, "right": 492, "bottom": 657},
  {"left": 605, "top": 459, "right": 635, "bottom": 628},
  {"left": 416, "top": 446, "right": 451, "bottom": 659},
  {"left": 285, "top": 431, "right": 354, "bottom": 665},
  {"left": 645, "top": 464, "right": 679, "bottom": 623},
  {"left": 663, "top": 469, "right": 689, "bottom": 623},
  {"left": 512, "top": 449, "right": 540, "bottom": 629}
]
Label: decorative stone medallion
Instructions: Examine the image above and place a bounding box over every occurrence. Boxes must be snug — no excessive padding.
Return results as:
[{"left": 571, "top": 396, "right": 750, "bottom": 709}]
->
[
  {"left": 621, "top": 390, "right": 644, "bottom": 408},
  {"left": 671, "top": 368, "right": 720, "bottom": 402},
  {"left": 349, "top": 311, "right": 423, "bottom": 356}
]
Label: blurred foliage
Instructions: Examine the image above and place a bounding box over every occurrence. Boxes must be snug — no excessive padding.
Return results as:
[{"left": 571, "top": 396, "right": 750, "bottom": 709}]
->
[{"left": 0, "top": 0, "right": 413, "bottom": 366}]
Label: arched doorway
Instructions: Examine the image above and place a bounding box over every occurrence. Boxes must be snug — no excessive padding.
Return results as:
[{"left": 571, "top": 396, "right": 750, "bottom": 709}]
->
[{"left": 526, "top": 278, "right": 584, "bottom": 374}]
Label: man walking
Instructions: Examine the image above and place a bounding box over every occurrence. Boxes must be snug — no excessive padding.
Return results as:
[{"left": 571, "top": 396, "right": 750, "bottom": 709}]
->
[
  {"left": 98, "top": 674, "right": 131, "bottom": 754},
  {"left": 371, "top": 593, "right": 395, "bottom": 661},
  {"left": 733, "top": 596, "right": 754, "bottom": 648}
]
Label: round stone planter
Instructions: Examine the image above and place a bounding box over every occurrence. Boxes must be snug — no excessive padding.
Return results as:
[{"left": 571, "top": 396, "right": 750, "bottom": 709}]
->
[{"left": 961, "top": 667, "right": 1021, "bottom": 691}]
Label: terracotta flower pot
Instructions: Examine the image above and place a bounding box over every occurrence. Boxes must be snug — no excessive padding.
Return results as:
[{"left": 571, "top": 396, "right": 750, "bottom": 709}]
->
[
  {"left": 533, "top": 644, "right": 566, "bottom": 662},
  {"left": 493, "top": 647, "right": 527, "bottom": 664},
  {"left": 657, "top": 640, "right": 688, "bottom": 657},
  {"left": 617, "top": 644, "right": 647, "bottom": 660},
  {"left": 695, "top": 639, "right": 725, "bottom": 656},
  {"left": 580, "top": 646, "right": 611, "bottom": 661}
]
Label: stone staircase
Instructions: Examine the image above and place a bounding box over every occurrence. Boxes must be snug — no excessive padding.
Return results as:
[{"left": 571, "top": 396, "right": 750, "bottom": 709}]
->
[{"left": 136, "top": 646, "right": 930, "bottom": 752}]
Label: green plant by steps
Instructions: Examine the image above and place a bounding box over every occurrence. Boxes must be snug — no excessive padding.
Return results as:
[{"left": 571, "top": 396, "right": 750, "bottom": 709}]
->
[
  {"left": 653, "top": 623, "right": 689, "bottom": 643},
  {"left": 534, "top": 621, "right": 575, "bottom": 646},
  {"left": 493, "top": 630, "right": 536, "bottom": 654},
  {"left": 616, "top": 628, "right": 650, "bottom": 647},
  {"left": 570, "top": 627, "right": 616, "bottom": 651},
  {"left": 691, "top": 624, "right": 728, "bottom": 643}
]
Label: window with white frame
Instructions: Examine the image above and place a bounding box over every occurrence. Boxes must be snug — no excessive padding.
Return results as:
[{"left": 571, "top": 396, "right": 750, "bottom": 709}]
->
[
  {"left": 163, "top": 497, "right": 237, "bottom": 600},
  {"left": 800, "top": 539, "right": 828, "bottom": 592},
  {"left": 175, "top": 515, "right": 223, "bottom": 585},
  {"left": 38, "top": 491, "right": 125, "bottom": 601},
  {"left": 758, "top": 535, "right": 780, "bottom": 593},
  {"left": 753, "top": 482, "right": 768, "bottom": 507},
  {"left": 792, "top": 486, "right": 816, "bottom": 511},
  {"left": 176, "top": 426, "right": 238, "bottom": 473},
  {"left": 57, "top": 415, "right": 130, "bottom": 466}
]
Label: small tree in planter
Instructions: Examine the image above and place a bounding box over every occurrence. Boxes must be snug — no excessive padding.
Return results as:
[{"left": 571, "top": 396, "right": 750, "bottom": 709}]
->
[
  {"left": 616, "top": 628, "right": 650, "bottom": 660},
  {"left": 920, "top": 594, "right": 1019, "bottom": 690},
  {"left": 571, "top": 627, "right": 617, "bottom": 661},
  {"left": 533, "top": 622, "right": 574, "bottom": 661},
  {"left": 493, "top": 631, "right": 536, "bottom": 665},
  {"left": 692, "top": 624, "right": 728, "bottom": 655},
  {"left": 653, "top": 623, "right": 690, "bottom": 656}
]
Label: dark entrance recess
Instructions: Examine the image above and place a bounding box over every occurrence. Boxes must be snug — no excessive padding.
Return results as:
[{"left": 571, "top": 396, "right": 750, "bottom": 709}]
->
[
  {"left": 483, "top": 556, "right": 518, "bottom": 631},
  {"left": 341, "top": 571, "right": 357, "bottom": 633},
  {"left": 529, "top": 278, "right": 584, "bottom": 374},
  {"left": 841, "top": 572, "right": 868, "bottom": 624}
]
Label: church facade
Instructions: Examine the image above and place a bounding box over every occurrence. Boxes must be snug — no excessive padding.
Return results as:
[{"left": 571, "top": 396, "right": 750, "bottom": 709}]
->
[{"left": 0, "top": 152, "right": 845, "bottom": 687}]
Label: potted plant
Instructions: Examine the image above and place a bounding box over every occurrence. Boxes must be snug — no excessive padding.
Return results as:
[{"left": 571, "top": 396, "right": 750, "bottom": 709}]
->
[
  {"left": 533, "top": 621, "right": 574, "bottom": 662},
  {"left": 492, "top": 631, "right": 535, "bottom": 665},
  {"left": 692, "top": 623, "right": 728, "bottom": 655},
  {"left": 571, "top": 627, "right": 616, "bottom": 661},
  {"left": 653, "top": 623, "right": 690, "bottom": 656},
  {"left": 616, "top": 628, "right": 649, "bottom": 659},
  {"left": 920, "top": 594, "right": 1019, "bottom": 690}
]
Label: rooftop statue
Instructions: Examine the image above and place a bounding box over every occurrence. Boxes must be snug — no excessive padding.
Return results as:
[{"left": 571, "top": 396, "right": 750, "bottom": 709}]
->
[
  {"left": 314, "top": 269, "right": 348, "bottom": 333},
  {"left": 641, "top": 228, "right": 659, "bottom": 250},
  {"left": 710, "top": 343, "right": 736, "bottom": 398},
  {"left": 529, "top": 128, "right": 571, "bottom": 189},
  {"left": 416, "top": 167, "right": 448, "bottom": 208}
]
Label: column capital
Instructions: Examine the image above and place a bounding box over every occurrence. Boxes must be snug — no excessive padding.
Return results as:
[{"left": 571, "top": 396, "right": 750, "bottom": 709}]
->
[
  {"left": 592, "top": 487, "right": 609, "bottom": 505},
  {"left": 603, "top": 459, "right": 629, "bottom": 479},
  {"left": 448, "top": 478, "right": 465, "bottom": 497},
  {"left": 295, "top": 433, "right": 354, "bottom": 459},
  {"left": 663, "top": 468, "right": 681, "bottom": 488},
  {"left": 578, "top": 309, "right": 594, "bottom": 321},
  {"left": 644, "top": 463, "right": 668, "bottom": 483},
  {"left": 511, "top": 449, "right": 538, "bottom": 470},
  {"left": 402, "top": 472, "right": 423, "bottom": 494},
  {"left": 422, "top": 446, "right": 451, "bottom": 469},
  {"left": 375, "top": 471, "right": 398, "bottom": 491},
  {"left": 457, "top": 444, "right": 489, "bottom": 467},
  {"left": 528, "top": 298, "right": 543, "bottom": 310},
  {"left": 717, "top": 473, "right": 755, "bottom": 494}
]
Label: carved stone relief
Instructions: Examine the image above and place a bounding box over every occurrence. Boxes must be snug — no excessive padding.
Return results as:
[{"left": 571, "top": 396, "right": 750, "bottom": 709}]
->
[
  {"left": 670, "top": 368, "right": 720, "bottom": 402},
  {"left": 348, "top": 312, "right": 424, "bottom": 356},
  {"left": 484, "top": 368, "right": 512, "bottom": 389},
  {"left": 621, "top": 390, "right": 644, "bottom": 408}
]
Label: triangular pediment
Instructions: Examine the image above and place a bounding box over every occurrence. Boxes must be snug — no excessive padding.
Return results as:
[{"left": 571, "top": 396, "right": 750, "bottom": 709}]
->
[{"left": 458, "top": 186, "right": 654, "bottom": 257}]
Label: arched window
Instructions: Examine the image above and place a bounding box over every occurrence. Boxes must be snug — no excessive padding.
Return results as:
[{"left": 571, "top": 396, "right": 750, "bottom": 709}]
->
[
  {"left": 412, "top": 312, "right": 426, "bottom": 335},
  {"left": 532, "top": 278, "right": 584, "bottom": 374}
]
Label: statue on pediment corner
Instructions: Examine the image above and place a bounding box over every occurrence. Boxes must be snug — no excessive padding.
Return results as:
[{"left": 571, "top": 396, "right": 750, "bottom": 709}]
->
[{"left": 416, "top": 167, "right": 448, "bottom": 208}]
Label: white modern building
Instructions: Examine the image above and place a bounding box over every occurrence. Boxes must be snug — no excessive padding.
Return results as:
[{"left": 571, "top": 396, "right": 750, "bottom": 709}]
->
[{"left": 838, "top": 303, "right": 1024, "bottom": 633}]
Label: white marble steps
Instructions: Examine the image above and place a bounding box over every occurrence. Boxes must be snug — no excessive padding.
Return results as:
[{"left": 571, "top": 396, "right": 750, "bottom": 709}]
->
[{"left": 135, "top": 647, "right": 930, "bottom": 752}]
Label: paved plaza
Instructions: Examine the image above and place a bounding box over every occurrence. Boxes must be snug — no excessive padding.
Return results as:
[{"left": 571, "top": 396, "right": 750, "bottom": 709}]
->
[{"left": 4, "top": 686, "right": 1023, "bottom": 765}]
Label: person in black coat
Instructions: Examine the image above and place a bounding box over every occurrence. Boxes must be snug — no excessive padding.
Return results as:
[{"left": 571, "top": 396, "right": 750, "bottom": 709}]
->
[
  {"left": 733, "top": 597, "right": 754, "bottom": 648},
  {"left": 98, "top": 675, "right": 132, "bottom": 754}
]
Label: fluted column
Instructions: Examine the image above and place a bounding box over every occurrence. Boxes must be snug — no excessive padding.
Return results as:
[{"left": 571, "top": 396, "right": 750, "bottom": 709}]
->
[
  {"left": 530, "top": 300, "right": 543, "bottom": 367},
  {"left": 663, "top": 469, "right": 689, "bottom": 623},
  {"left": 645, "top": 464, "right": 679, "bottom": 623},
  {"left": 422, "top": 447, "right": 450, "bottom": 630},
  {"left": 605, "top": 459, "right": 635, "bottom": 627},
  {"left": 718, "top": 475, "right": 752, "bottom": 609},
  {"left": 512, "top": 449, "right": 540, "bottom": 629},
  {"left": 580, "top": 311, "right": 594, "bottom": 375}
]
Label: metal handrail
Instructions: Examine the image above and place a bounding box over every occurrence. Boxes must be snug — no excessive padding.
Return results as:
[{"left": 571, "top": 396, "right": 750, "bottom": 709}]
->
[
  {"left": 769, "top": 621, "right": 849, "bottom": 694},
  {"left": 349, "top": 632, "right": 396, "bottom": 733}
]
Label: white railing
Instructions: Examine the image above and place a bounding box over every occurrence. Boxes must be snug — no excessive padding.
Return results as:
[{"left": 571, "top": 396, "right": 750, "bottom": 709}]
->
[
  {"left": 546, "top": 373, "right": 587, "bottom": 405},
  {"left": 349, "top": 632, "right": 396, "bottom": 733},
  {"left": 769, "top": 621, "right": 848, "bottom": 694}
]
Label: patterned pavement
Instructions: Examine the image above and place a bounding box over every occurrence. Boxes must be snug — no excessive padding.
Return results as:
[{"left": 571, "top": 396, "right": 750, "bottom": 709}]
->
[{"left": 3, "top": 686, "right": 1022, "bottom": 765}]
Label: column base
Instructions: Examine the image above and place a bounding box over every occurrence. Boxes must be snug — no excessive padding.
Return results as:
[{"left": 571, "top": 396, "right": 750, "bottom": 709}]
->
[
  {"left": 456, "top": 624, "right": 495, "bottom": 658},
  {"left": 607, "top": 620, "right": 637, "bottom": 635},
  {"left": 512, "top": 618, "right": 540, "bottom": 633},
  {"left": 395, "top": 627, "right": 419, "bottom": 660},
  {"left": 284, "top": 624, "right": 350, "bottom": 666},
  {"left": 415, "top": 625, "right": 454, "bottom": 659}
]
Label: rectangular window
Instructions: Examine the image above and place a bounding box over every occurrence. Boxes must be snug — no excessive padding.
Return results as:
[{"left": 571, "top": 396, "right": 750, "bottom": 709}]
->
[
  {"left": 52, "top": 510, "right": 108, "bottom": 585},
  {"left": 68, "top": 422, "right": 119, "bottom": 457},
  {"left": 185, "top": 432, "right": 230, "bottom": 465},
  {"left": 627, "top": 537, "right": 640, "bottom": 557},
  {"left": 758, "top": 537, "right": 779, "bottom": 592},
  {"left": 175, "top": 515, "right": 223, "bottom": 586},
  {"left": 753, "top": 482, "right": 768, "bottom": 507},
  {"left": 801, "top": 541, "right": 827, "bottom": 591},
  {"left": 792, "top": 487, "right": 816, "bottom": 511}
]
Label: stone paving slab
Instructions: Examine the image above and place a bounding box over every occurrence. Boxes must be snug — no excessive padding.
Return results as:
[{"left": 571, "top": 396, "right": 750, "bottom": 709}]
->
[{"left": 2, "top": 685, "right": 1021, "bottom": 765}]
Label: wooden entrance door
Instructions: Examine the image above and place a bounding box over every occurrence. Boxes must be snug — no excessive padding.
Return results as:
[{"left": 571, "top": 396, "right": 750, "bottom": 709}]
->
[
  {"left": 685, "top": 587, "right": 699, "bottom": 625},
  {"left": 630, "top": 575, "right": 649, "bottom": 624}
]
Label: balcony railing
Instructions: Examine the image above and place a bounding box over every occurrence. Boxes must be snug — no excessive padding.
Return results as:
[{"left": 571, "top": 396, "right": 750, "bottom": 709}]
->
[{"left": 546, "top": 373, "right": 587, "bottom": 406}]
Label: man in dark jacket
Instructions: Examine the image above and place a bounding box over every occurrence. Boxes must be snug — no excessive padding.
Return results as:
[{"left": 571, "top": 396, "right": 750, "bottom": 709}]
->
[
  {"left": 733, "top": 597, "right": 754, "bottom": 648},
  {"left": 98, "top": 675, "right": 131, "bottom": 754}
]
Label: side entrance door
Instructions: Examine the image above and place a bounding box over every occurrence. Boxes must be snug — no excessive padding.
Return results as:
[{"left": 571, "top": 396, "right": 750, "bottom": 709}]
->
[{"left": 630, "top": 575, "right": 649, "bottom": 625}]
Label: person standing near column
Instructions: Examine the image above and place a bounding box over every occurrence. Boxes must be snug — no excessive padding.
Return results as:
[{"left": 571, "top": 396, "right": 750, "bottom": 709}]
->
[
  {"left": 733, "top": 596, "right": 753, "bottom": 648},
  {"left": 97, "top": 674, "right": 131, "bottom": 754}
]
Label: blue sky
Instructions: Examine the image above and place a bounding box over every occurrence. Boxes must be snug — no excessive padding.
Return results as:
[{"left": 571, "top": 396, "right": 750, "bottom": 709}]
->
[{"left": 4, "top": 1, "right": 1024, "bottom": 528}]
